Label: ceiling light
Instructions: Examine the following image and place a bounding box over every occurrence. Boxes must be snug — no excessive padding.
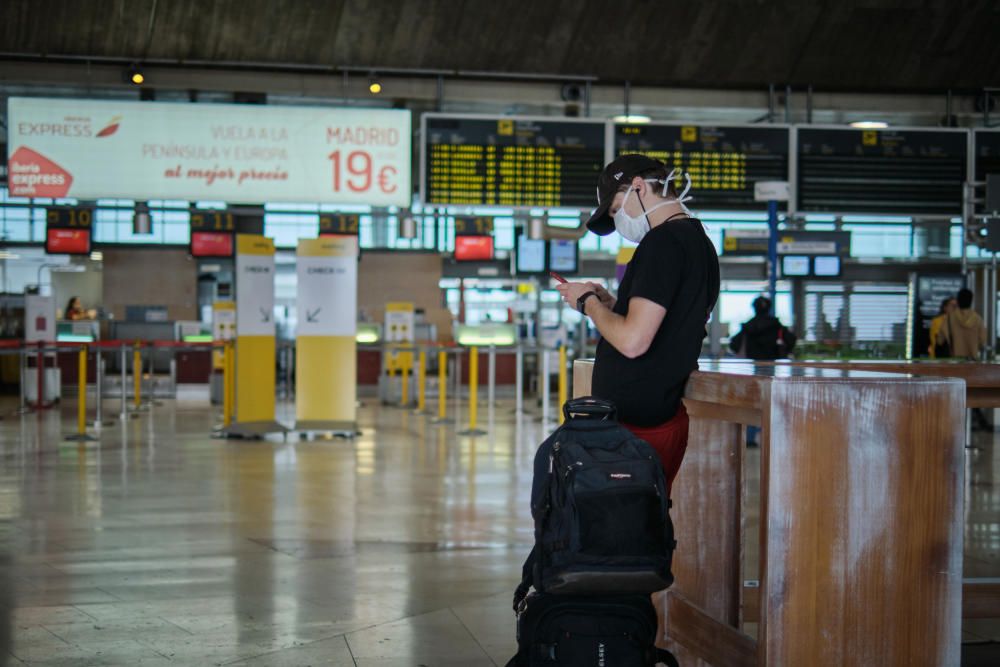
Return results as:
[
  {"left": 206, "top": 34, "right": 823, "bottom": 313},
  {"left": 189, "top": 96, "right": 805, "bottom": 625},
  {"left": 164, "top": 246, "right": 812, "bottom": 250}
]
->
[
  {"left": 369, "top": 74, "right": 382, "bottom": 95},
  {"left": 612, "top": 115, "right": 651, "bottom": 124},
  {"left": 124, "top": 64, "right": 145, "bottom": 85},
  {"left": 89, "top": 251, "right": 103, "bottom": 261},
  {"left": 849, "top": 121, "right": 888, "bottom": 129}
]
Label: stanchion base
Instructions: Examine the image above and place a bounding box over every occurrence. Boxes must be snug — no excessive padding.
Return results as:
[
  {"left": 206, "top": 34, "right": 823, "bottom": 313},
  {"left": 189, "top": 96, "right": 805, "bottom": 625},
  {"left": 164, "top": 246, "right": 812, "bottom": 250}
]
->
[
  {"left": 215, "top": 420, "right": 290, "bottom": 439},
  {"left": 65, "top": 433, "right": 98, "bottom": 442},
  {"left": 458, "top": 428, "right": 487, "bottom": 436},
  {"left": 93, "top": 420, "right": 118, "bottom": 429},
  {"left": 293, "top": 420, "right": 358, "bottom": 435},
  {"left": 430, "top": 417, "right": 454, "bottom": 425}
]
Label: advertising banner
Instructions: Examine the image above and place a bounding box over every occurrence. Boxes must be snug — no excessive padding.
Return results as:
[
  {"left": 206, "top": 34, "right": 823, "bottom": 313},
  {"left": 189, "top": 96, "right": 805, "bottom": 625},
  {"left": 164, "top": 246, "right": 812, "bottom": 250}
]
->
[{"left": 7, "top": 97, "right": 411, "bottom": 206}]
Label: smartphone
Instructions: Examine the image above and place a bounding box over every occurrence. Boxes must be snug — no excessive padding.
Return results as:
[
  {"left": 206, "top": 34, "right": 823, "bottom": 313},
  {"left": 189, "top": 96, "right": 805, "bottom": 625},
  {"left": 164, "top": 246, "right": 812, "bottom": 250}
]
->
[{"left": 549, "top": 271, "right": 568, "bottom": 284}]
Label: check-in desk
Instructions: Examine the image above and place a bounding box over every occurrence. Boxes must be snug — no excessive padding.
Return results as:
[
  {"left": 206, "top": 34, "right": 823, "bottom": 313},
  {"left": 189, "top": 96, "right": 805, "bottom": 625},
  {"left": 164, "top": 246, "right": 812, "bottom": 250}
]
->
[
  {"left": 574, "top": 359, "right": 964, "bottom": 667},
  {"left": 773, "top": 358, "right": 1000, "bottom": 408}
]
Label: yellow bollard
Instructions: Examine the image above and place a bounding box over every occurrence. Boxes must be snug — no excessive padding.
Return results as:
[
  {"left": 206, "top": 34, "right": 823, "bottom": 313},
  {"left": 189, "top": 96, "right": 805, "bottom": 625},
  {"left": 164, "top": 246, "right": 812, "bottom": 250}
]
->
[
  {"left": 133, "top": 343, "right": 142, "bottom": 410},
  {"left": 77, "top": 346, "right": 87, "bottom": 435},
  {"left": 558, "top": 345, "right": 568, "bottom": 424},
  {"left": 222, "top": 342, "right": 234, "bottom": 427},
  {"left": 401, "top": 362, "right": 410, "bottom": 406},
  {"left": 468, "top": 346, "right": 479, "bottom": 431},
  {"left": 66, "top": 345, "right": 96, "bottom": 442},
  {"left": 437, "top": 349, "right": 447, "bottom": 421},
  {"left": 417, "top": 349, "right": 427, "bottom": 412}
]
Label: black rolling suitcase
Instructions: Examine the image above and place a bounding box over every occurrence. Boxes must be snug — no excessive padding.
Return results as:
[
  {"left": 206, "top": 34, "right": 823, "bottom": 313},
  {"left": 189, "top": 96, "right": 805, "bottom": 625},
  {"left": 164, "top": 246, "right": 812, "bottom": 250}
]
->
[{"left": 505, "top": 592, "right": 678, "bottom": 667}]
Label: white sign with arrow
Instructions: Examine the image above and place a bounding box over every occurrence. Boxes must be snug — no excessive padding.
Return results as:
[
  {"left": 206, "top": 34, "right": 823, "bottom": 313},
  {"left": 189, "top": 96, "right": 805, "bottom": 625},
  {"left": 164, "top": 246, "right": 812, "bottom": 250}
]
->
[
  {"left": 236, "top": 250, "right": 275, "bottom": 336},
  {"left": 296, "top": 240, "right": 357, "bottom": 337}
]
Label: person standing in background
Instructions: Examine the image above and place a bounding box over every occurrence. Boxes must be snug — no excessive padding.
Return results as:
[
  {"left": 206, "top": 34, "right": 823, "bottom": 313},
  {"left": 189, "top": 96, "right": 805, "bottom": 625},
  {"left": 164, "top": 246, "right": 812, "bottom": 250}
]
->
[
  {"left": 945, "top": 288, "right": 991, "bottom": 430},
  {"left": 928, "top": 296, "right": 957, "bottom": 358},
  {"left": 728, "top": 296, "right": 797, "bottom": 361},
  {"left": 945, "top": 288, "right": 987, "bottom": 360},
  {"left": 729, "top": 295, "right": 795, "bottom": 447}
]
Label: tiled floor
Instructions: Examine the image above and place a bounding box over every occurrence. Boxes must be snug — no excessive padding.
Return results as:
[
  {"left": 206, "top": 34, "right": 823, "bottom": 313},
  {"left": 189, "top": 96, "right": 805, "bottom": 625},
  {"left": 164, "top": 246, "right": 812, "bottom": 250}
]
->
[{"left": 0, "top": 393, "right": 997, "bottom": 665}]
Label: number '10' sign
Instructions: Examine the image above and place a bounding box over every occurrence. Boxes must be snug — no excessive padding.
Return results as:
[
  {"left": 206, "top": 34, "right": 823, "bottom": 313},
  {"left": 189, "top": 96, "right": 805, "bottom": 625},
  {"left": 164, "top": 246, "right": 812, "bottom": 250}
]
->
[{"left": 46, "top": 207, "right": 93, "bottom": 229}]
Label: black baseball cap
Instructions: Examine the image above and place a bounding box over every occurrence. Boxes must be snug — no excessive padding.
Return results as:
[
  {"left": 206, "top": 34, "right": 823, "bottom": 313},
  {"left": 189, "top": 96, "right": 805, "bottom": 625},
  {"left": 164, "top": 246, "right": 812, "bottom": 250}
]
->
[{"left": 585, "top": 154, "right": 668, "bottom": 236}]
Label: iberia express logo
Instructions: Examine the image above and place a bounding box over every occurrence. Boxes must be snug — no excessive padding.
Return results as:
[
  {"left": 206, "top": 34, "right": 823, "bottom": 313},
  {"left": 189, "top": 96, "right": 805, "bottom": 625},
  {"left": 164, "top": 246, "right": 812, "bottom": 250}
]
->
[
  {"left": 8, "top": 113, "right": 122, "bottom": 197},
  {"left": 96, "top": 115, "right": 122, "bottom": 137},
  {"left": 8, "top": 147, "right": 73, "bottom": 198}
]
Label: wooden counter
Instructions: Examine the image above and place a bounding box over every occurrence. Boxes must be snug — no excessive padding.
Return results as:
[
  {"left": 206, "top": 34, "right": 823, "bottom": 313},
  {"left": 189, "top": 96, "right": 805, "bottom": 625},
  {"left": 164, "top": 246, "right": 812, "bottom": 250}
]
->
[
  {"left": 774, "top": 359, "right": 1000, "bottom": 408},
  {"left": 573, "top": 359, "right": 964, "bottom": 667}
]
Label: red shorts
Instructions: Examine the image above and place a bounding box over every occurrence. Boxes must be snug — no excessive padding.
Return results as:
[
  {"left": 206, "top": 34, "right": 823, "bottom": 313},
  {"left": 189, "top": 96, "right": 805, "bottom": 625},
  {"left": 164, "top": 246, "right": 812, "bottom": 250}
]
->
[{"left": 621, "top": 404, "right": 689, "bottom": 495}]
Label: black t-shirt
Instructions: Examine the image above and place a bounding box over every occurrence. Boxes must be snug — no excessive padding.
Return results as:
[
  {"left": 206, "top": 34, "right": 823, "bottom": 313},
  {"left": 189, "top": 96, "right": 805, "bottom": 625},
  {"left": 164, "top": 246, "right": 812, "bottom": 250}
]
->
[{"left": 592, "top": 219, "right": 720, "bottom": 426}]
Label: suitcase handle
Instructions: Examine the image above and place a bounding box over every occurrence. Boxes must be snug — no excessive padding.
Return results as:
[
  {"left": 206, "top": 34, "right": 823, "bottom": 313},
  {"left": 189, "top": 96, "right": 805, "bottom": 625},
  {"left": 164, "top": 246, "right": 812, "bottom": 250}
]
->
[{"left": 562, "top": 396, "right": 617, "bottom": 421}]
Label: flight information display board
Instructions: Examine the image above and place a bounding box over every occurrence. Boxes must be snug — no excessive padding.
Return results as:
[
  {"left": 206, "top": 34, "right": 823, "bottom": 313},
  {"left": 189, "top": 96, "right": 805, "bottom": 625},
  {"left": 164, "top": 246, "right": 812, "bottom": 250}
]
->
[
  {"left": 797, "top": 127, "right": 967, "bottom": 215},
  {"left": 611, "top": 123, "right": 790, "bottom": 209},
  {"left": 974, "top": 130, "right": 1000, "bottom": 180},
  {"left": 422, "top": 115, "right": 605, "bottom": 208}
]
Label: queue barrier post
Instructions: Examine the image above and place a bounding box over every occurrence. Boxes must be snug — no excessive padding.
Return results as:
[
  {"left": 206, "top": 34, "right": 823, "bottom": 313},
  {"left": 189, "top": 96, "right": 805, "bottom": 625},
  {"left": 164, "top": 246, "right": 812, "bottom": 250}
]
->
[
  {"left": 541, "top": 347, "right": 551, "bottom": 424},
  {"left": 120, "top": 343, "right": 130, "bottom": 420},
  {"left": 31, "top": 340, "right": 56, "bottom": 411},
  {"left": 93, "top": 350, "right": 108, "bottom": 428},
  {"left": 432, "top": 349, "right": 452, "bottom": 424},
  {"left": 487, "top": 345, "right": 496, "bottom": 424},
  {"left": 66, "top": 345, "right": 97, "bottom": 442},
  {"left": 222, "top": 341, "right": 235, "bottom": 428},
  {"left": 416, "top": 348, "right": 427, "bottom": 414},
  {"left": 36, "top": 340, "right": 44, "bottom": 409},
  {"left": 460, "top": 345, "right": 486, "bottom": 436},
  {"left": 400, "top": 359, "right": 410, "bottom": 407},
  {"left": 16, "top": 345, "right": 31, "bottom": 415},
  {"left": 514, "top": 345, "right": 524, "bottom": 415},
  {"left": 133, "top": 343, "right": 143, "bottom": 411}
]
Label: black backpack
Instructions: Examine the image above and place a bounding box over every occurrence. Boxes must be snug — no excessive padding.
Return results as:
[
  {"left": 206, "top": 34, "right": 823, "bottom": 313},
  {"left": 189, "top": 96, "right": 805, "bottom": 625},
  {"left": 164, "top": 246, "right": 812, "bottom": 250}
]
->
[
  {"left": 514, "top": 397, "right": 675, "bottom": 607},
  {"left": 505, "top": 592, "right": 679, "bottom": 667}
]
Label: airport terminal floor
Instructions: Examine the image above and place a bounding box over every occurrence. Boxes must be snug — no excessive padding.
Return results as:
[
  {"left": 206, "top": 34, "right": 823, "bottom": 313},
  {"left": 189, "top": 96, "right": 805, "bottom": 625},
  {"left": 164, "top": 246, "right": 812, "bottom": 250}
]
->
[{"left": 0, "top": 394, "right": 998, "bottom": 666}]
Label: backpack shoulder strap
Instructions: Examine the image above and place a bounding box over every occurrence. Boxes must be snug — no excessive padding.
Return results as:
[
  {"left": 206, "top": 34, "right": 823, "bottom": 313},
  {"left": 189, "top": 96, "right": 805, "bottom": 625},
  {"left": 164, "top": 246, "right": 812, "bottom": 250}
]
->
[{"left": 512, "top": 544, "right": 536, "bottom": 612}]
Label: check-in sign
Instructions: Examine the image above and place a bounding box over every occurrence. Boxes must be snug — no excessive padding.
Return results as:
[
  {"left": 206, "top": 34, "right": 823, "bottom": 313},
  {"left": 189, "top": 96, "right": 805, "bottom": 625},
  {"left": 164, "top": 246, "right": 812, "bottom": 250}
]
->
[
  {"left": 297, "top": 237, "right": 358, "bottom": 337},
  {"left": 7, "top": 97, "right": 411, "bottom": 206}
]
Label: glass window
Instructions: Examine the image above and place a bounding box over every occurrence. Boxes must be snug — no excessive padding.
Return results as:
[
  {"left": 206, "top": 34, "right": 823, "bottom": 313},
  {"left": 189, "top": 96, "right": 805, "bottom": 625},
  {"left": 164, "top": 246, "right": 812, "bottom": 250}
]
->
[
  {"left": 843, "top": 223, "right": 912, "bottom": 258},
  {"left": 264, "top": 212, "right": 319, "bottom": 248},
  {"left": 0, "top": 203, "right": 32, "bottom": 242}
]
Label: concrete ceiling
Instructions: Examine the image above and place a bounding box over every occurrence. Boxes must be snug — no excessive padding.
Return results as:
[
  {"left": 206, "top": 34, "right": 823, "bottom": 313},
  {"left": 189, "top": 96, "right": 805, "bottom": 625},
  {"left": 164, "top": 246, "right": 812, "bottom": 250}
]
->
[{"left": 2, "top": 0, "right": 998, "bottom": 93}]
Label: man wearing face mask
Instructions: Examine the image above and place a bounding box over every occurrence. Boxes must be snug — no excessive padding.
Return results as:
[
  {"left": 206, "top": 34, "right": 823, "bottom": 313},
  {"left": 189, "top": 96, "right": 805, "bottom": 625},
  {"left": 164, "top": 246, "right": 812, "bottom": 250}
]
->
[{"left": 556, "top": 155, "right": 720, "bottom": 492}]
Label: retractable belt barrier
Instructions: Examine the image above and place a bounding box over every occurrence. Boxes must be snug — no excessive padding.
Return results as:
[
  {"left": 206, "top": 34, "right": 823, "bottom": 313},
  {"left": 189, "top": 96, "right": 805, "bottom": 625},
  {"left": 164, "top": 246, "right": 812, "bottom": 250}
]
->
[
  {"left": 1, "top": 339, "right": 574, "bottom": 435},
  {"left": 361, "top": 342, "right": 573, "bottom": 432}
]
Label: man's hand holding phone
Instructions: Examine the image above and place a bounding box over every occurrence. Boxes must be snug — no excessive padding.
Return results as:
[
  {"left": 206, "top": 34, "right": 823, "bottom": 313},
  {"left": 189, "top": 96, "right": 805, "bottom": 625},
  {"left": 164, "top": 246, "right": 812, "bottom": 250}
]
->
[{"left": 555, "top": 279, "right": 616, "bottom": 314}]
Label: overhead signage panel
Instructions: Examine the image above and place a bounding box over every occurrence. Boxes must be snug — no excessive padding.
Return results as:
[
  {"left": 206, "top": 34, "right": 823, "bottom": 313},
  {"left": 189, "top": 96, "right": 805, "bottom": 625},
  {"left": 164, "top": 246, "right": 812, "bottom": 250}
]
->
[
  {"left": 422, "top": 114, "right": 605, "bottom": 208},
  {"left": 612, "top": 123, "right": 790, "bottom": 210},
  {"left": 7, "top": 97, "right": 411, "bottom": 206},
  {"left": 797, "top": 127, "right": 966, "bottom": 215},
  {"left": 975, "top": 130, "right": 1000, "bottom": 180},
  {"left": 722, "top": 229, "right": 850, "bottom": 256}
]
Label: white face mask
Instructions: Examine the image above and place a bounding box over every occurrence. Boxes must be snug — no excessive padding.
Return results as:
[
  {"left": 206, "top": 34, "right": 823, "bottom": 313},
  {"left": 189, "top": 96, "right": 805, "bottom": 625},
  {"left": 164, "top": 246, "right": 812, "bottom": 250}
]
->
[{"left": 612, "top": 172, "right": 693, "bottom": 243}]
